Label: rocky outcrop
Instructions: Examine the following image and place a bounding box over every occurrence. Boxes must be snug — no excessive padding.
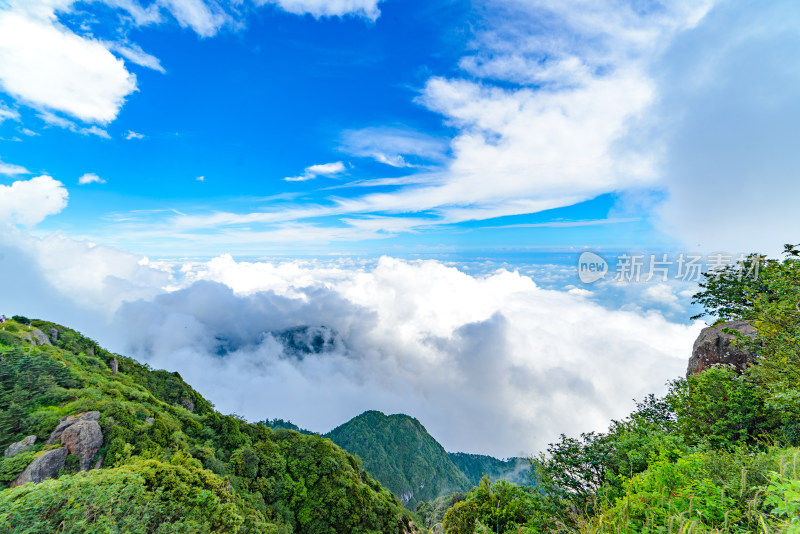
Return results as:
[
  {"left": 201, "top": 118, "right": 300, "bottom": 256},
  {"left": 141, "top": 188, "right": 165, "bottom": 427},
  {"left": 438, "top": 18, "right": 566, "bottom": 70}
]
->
[
  {"left": 49, "top": 328, "right": 58, "bottom": 343},
  {"left": 60, "top": 420, "right": 103, "bottom": 471},
  {"left": 4, "top": 435, "right": 36, "bottom": 457},
  {"left": 11, "top": 448, "right": 67, "bottom": 487},
  {"left": 30, "top": 328, "right": 52, "bottom": 346},
  {"left": 687, "top": 321, "right": 758, "bottom": 377},
  {"left": 46, "top": 411, "right": 101, "bottom": 444}
]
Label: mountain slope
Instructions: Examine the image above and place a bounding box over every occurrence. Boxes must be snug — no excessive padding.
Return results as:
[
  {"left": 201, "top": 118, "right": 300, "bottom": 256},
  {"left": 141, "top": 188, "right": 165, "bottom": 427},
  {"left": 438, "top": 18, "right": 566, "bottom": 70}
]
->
[
  {"left": 325, "top": 410, "right": 471, "bottom": 508},
  {"left": 0, "top": 317, "right": 416, "bottom": 533},
  {"left": 448, "top": 452, "right": 535, "bottom": 487}
]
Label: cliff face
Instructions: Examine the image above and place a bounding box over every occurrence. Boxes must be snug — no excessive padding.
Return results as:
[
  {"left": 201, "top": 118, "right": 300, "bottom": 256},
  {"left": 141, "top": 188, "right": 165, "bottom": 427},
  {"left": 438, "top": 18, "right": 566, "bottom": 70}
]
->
[{"left": 687, "top": 321, "right": 758, "bottom": 377}]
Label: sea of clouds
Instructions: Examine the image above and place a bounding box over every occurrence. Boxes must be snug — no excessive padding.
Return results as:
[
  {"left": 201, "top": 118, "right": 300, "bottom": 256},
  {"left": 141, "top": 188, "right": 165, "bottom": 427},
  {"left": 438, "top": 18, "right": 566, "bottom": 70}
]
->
[{"left": 1, "top": 214, "right": 702, "bottom": 458}]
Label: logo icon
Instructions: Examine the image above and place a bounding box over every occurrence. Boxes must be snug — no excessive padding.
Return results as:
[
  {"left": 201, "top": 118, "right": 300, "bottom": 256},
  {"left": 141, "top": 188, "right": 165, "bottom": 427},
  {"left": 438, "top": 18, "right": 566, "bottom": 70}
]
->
[{"left": 577, "top": 252, "right": 608, "bottom": 284}]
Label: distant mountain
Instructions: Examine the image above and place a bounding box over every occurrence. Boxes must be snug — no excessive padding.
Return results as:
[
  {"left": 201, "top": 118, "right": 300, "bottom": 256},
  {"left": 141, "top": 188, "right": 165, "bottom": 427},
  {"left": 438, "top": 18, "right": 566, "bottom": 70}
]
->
[
  {"left": 448, "top": 452, "right": 536, "bottom": 487},
  {"left": 325, "top": 411, "right": 471, "bottom": 508}
]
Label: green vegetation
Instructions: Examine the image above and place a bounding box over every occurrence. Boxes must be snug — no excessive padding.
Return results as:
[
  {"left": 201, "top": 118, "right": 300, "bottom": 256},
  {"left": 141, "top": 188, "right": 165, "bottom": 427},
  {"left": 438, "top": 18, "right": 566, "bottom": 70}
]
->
[
  {"left": 325, "top": 411, "right": 471, "bottom": 508},
  {"left": 448, "top": 453, "right": 535, "bottom": 488},
  {"left": 0, "top": 319, "right": 415, "bottom": 533},
  {"left": 426, "top": 244, "right": 800, "bottom": 533},
  {"left": 261, "top": 418, "right": 316, "bottom": 436}
]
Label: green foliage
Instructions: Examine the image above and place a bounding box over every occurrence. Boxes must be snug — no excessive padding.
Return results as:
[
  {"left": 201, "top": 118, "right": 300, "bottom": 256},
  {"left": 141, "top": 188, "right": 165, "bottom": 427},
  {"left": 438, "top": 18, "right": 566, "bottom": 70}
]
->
[
  {"left": 0, "top": 452, "right": 36, "bottom": 485},
  {"left": 449, "top": 453, "right": 535, "bottom": 487},
  {"left": 325, "top": 410, "right": 471, "bottom": 508},
  {"left": 0, "top": 457, "right": 257, "bottom": 533},
  {"left": 0, "top": 319, "right": 416, "bottom": 533},
  {"left": 441, "top": 478, "right": 543, "bottom": 534},
  {"left": 261, "top": 418, "right": 316, "bottom": 435},
  {"left": 667, "top": 367, "right": 778, "bottom": 449}
]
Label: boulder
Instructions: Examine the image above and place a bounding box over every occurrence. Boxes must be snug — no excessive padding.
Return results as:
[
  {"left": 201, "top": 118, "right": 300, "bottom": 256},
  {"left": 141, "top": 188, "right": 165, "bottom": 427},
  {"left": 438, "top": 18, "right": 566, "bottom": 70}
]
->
[
  {"left": 29, "top": 328, "right": 52, "bottom": 346},
  {"left": 60, "top": 420, "right": 103, "bottom": 471},
  {"left": 46, "top": 411, "right": 101, "bottom": 445},
  {"left": 687, "top": 321, "right": 758, "bottom": 377},
  {"left": 4, "top": 435, "right": 36, "bottom": 457},
  {"left": 49, "top": 328, "right": 58, "bottom": 343},
  {"left": 11, "top": 448, "right": 67, "bottom": 487}
]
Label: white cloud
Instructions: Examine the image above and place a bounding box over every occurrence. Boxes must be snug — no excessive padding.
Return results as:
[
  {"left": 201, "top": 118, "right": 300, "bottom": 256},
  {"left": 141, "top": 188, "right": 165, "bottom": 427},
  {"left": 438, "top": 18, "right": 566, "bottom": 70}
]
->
[
  {"left": 38, "top": 110, "right": 112, "bottom": 138},
  {"left": 110, "top": 42, "right": 166, "bottom": 73},
  {"left": 196, "top": 175, "right": 205, "bottom": 181},
  {"left": 104, "top": 255, "right": 701, "bottom": 457},
  {"left": 285, "top": 161, "right": 346, "bottom": 182},
  {"left": 0, "top": 102, "right": 19, "bottom": 124},
  {"left": 0, "top": 7, "right": 137, "bottom": 123},
  {"left": 0, "top": 175, "right": 68, "bottom": 227},
  {"left": 126, "top": 130, "right": 145, "bottom": 140},
  {"left": 0, "top": 158, "right": 30, "bottom": 176},
  {"left": 340, "top": 127, "right": 448, "bottom": 168},
  {"left": 651, "top": 1, "right": 800, "bottom": 256},
  {"left": 157, "top": 0, "right": 231, "bottom": 38},
  {"left": 256, "top": 0, "right": 382, "bottom": 21},
  {"left": 78, "top": 173, "right": 107, "bottom": 185}
]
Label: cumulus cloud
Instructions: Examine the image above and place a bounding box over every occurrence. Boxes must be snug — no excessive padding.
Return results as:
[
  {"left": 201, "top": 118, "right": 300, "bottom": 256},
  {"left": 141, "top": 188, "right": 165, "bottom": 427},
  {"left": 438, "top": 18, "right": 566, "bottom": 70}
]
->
[
  {"left": 78, "top": 173, "right": 107, "bottom": 185},
  {"left": 285, "top": 161, "right": 346, "bottom": 182},
  {"left": 105, "top": 255, "right": 701, "bottom": 457},
  {"left": 256, "top": 0, "right": 382, "bottom": 21},
  {"left": 0, "top": 191, "right": 704, "bottom": 457},
  {"left": 0, "top": 6, "right": 137, "bottom": 123},
  {"left": 0, "top": 175, "right": 68, "bottom": 227}
]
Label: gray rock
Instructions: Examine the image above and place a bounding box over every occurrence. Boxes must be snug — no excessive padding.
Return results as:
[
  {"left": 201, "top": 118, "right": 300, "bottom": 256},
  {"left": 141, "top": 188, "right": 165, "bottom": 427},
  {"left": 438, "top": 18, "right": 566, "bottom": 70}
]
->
[
  {"left": 29, "top": 328, "right": 52, "bottom": 346},
  {"left": 687, "top": 321, "right": 758, "bottom": 377},
  {"left": 11, "top": 448, "right": 67, "bottom": 487},
  {"left": 180, "top": 398, "right": 195, "bottom": 413},
  {"left": 46, "top": 411, "right": 101, "bottom": 445},
  {"left": 60, "top": 420, "right": 103, "bottom": 471},
  {"left": 49, "top": 328, "right": 58, "bottom": 343},
  {"left": 145, "top": 417, "right": 154, "bottom": 424},
  {"left": 4, "top": 435, "right": 37, "bottom": 457}
]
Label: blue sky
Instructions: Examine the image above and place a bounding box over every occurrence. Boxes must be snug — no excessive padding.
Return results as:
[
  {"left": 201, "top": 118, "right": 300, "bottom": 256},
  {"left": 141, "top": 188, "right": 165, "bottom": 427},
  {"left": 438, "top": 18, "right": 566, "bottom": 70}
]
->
[
  {"left": 7, "top": 0, "right": 797, "bottom": 258},
  {"left": 2, "top": 0, "right": 800, "bottom": 455}
]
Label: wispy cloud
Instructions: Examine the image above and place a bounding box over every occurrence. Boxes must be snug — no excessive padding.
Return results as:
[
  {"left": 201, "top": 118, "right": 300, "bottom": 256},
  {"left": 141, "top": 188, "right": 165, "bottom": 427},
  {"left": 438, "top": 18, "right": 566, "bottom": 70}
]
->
[
  {"left": 109, "top": 42, "right": 166, "bottom": 73},
  {"left": 0, "top": 158, "right": 30, "bottom": 176},
  {"left": 255, "top": 0, "right": 382, "bottom": 21},
  {"left": 125, "top": 130, "right": 145, "bottom": 140},
  {"left": 285, "top": 161, "right": 346, "bottom": 182},
  {"left": 0, "top": 101, "right": 19, "bottom": 124},
  {"left": 38, "top": 111, "right": 112, "bottom": 138},
  {"left": 78, "top": 173, "right": 107, "bottom": 185},
  {"left": 339, "top": 127, "right": 448, "bottom": 168}
]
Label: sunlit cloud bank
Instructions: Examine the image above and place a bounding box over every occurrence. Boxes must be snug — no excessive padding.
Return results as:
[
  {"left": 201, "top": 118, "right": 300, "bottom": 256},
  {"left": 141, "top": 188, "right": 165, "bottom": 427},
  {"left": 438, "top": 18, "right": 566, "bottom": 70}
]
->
[{"left": 0, "top": 200, "right": 702, "bottom": 457}]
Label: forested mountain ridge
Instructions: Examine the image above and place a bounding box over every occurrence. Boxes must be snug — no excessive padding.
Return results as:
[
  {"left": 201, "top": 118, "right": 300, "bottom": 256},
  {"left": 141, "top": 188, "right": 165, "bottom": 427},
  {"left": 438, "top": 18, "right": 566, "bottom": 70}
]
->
[
  {"left": 0, "top": 317, "right": 416, "bottom": 533},
  {"left": 325, "top": 411, "right": 472, "bottom": 508}
]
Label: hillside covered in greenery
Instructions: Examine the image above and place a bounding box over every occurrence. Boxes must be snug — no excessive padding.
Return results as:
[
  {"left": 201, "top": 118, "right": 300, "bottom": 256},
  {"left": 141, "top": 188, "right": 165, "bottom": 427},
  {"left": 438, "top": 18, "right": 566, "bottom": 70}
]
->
[
  {"left": 448, "top": 453, "right": 534, "bottom": 488},
  {"left": 0, "top": 317, "right": 416, "bottom": 533},
  {"left": 326, "top": 411, "right": 472, "bottom": 509},
  {"left": 424, "top": 245, "right": 800, "bottom": 533}
]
